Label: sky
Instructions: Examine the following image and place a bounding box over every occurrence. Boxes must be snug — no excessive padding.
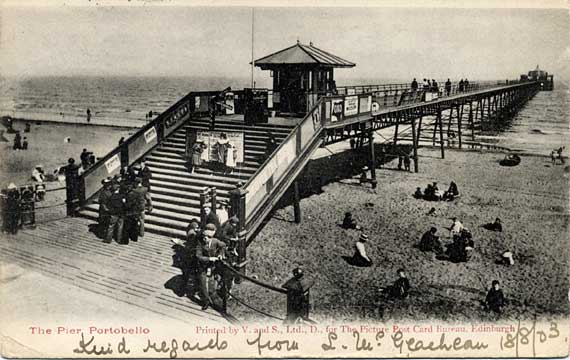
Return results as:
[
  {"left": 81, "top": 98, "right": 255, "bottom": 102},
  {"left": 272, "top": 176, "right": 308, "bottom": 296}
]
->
[{"left": 1, "top": 1, "right": 568, "bottom": 86}]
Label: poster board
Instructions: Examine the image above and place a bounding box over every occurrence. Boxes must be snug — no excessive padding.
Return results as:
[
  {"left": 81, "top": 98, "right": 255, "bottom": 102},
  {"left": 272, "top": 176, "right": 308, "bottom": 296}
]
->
[{"left": 192, "top": 130, "right": 245, "bottom": 164}]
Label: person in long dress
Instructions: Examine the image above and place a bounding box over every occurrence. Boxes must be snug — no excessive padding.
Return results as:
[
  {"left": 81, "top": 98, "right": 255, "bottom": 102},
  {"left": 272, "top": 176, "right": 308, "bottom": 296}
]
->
[{"left": 190, "top": 142, "right": 206, "bottom": 174}]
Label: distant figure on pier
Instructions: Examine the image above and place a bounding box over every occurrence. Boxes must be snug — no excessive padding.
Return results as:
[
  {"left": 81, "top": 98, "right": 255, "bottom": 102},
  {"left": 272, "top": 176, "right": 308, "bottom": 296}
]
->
[
  {"left": 411, "top": 78, "right": 418, "bottom": 91},
  {"left": 458, "top": 79, "right": 464, "bottom": 92},
  {"left": 422, "top": 78, "right": 429, "bottom": 90},
  {"left": 427, "top": 79, "right": 432, "bottom": 91},
  {"left": 464, "top": 79, "right": 470, "bottom": 91},
  {"left": 431, "top": 79, "right": 438, "bottom": 92},
  {"left": 484, "top": 280, "right": 505, "bottom": 314},
  {"left": 86, "top": 108, "right": 91, "bottom": 123},
  {"left": 445, "top": 79, "right": 452, "bottom": 96}
]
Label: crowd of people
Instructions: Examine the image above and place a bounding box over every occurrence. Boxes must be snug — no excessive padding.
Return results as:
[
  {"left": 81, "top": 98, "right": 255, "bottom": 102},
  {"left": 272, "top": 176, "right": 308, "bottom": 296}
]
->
[
  {"left": 414, "top": 181, "right": 459, "bottom": 201},
  {"left": 169, "top": 206, "right": 241, "bottom": 313},
  {"left": 338, "top": 177, "right": 513, "bottom": 315},
  {"left": 97, "top": 162, "right": 152, "bottom": 244},
  {"left": 410, "top": 78, "right": 471, "bottom": 96}
]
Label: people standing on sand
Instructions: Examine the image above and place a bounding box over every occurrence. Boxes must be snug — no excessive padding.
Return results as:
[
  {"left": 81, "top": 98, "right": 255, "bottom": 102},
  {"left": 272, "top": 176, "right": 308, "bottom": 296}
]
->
[
  {"left": 282, "top": 267, "right": 311, "bottom": 324},
  {"left": 557, "top": 146, "right": 565, "bottom": 164},
  {"left": 551, "top": 150, "right": 557, "bottom": 164},
  {"left": 445, "top": 79, "right": 452, "bottom": 96},
  {"left": 86, "top": 108, "right": 91, "bottom": 123},
  {"left": 13, "top": 132, "right": 21, "bottom": 150},
  {"left": 351, "top": 233, "right": 372, "bottom": 267},
  {"left": 397, "top": 155, "right": 403, "bottom": 170},
  {"left": 403, "top": 154, "right": 411, "bottom": 171},
  {"left": 24, "top": 123, "right": 31, "bottom": 133},
  {"left": 484, "top": 280, "right": 505, "bottom": 314},
  {"left": 22, "top": 137, "right": 28, "bottom": 150}
]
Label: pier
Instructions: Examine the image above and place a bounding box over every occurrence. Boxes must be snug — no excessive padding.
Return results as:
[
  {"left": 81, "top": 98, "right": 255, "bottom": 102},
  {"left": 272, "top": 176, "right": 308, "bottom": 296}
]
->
[{"left": 73, "top": 43, "right": 543, "bottom": 256}]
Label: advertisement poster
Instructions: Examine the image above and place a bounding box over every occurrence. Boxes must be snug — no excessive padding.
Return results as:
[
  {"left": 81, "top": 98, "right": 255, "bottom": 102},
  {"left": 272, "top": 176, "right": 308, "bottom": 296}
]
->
[
  {"left": 195, "top": 130, "right": 245, "bottom": 164},
  {"left": 0, "top": 1, "right": 568, "bottom": 359}
]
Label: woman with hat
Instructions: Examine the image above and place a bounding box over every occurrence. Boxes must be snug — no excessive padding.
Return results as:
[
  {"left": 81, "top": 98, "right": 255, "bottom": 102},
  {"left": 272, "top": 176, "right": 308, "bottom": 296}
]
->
[{"left": 351, "top": 233, "right": 372, "bottom": 267}]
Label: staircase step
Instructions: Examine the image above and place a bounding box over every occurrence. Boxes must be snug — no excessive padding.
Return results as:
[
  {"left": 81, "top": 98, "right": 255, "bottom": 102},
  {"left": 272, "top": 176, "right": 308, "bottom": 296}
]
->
[
  {"left": 151, "top": 150, "right": 262, "bottom": 167},
  {"left": 147, "top": 166, "right": 242, "bottom": 186},
  {"left": 146, "top": 160, "right": 253, "bottom": 181},
  {"left": 149, "top": 179, "right": 230, "bottom": 197},
  {"left": 146, "top": 155, "right": 259, "bottom": 173},
  {"left": 151, "top": 172, "right": 239, "bottom": 191}
]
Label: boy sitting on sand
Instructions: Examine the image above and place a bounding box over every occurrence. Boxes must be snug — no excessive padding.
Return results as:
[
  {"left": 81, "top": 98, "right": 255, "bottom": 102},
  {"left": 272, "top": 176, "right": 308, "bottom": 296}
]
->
[{"left": 341, "top": 212, "right": 362, "bottom": 230}]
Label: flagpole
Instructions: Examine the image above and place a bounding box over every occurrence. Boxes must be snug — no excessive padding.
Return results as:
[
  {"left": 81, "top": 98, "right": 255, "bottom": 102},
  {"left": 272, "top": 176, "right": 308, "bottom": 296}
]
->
[{"left": 251, "top": 7, "right": 255, "bottom": 89}]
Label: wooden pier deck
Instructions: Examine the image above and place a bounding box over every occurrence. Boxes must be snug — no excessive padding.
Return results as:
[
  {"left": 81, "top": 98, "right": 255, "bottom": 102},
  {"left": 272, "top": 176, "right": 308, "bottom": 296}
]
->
[{"left": 0, "top": 217, "right": 228, "bottom": 325}]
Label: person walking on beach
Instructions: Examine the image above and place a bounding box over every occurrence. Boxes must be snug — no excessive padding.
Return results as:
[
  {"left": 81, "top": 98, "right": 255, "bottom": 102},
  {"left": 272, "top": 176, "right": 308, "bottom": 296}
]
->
[
  {"left": 13, "top": 132, "right": 22, "bottom": 150},
  {"left": 282, "top": 268, "right": 311, "bottom": 324},
  {"left": 86, "top": 108, "right": 91, "bottom": 123},
  {"left": 484, "top": 280, "right": 505, "bottom": 314},
  {"left": 403, "top": 154, "right": 411, "bottom": 171},
  {"left": 557, "top": 146, "right": 565, "bottom": 164}
]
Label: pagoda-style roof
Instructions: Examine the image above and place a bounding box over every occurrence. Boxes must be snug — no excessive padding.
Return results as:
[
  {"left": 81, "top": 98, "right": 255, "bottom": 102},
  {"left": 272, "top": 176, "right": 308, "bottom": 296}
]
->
[{"left": 254, "top": 41, "right": 355, "bottom": 69}]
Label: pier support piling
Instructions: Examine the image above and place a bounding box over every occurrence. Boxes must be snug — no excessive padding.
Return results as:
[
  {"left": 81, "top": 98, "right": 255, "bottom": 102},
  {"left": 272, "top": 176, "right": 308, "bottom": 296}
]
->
[
  {"left": 368, "top": 130, "right": 378, "bottom": 188},
  {"left": 293, "top": 180, "right": 301, "bottom": 224},
  {"left": 411, "top": 118, "right": 419, "bottom": 173},
  {"left": 437, "top": 107, "right": 445, "bottom": 159}
]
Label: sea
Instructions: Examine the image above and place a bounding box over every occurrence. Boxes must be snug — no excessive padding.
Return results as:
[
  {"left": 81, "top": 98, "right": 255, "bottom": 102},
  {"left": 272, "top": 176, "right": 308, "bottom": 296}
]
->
[{"left": 1, "top": 76, "right": 568, "bottom": 155}]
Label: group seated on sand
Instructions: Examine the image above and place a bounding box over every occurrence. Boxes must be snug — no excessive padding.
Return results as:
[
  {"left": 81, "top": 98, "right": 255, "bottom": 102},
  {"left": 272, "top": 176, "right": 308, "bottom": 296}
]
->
[{"left": 414, "top": 181, "right": 459, "bottom": 201}]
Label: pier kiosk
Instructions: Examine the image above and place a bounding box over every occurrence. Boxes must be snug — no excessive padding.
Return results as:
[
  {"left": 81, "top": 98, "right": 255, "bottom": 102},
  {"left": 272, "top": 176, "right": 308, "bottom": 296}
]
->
[
  {"left": 254, "top": 41, "right": 355, "bottom": 116},
  {"left": 520, "top": 65, "right": 554, "bottom": 91}
]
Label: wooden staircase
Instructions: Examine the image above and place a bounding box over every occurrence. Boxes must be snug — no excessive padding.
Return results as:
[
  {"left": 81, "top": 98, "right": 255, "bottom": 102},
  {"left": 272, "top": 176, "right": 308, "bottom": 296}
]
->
[{"left": 78, "top": 118, "right": 295, "bottom": 238}]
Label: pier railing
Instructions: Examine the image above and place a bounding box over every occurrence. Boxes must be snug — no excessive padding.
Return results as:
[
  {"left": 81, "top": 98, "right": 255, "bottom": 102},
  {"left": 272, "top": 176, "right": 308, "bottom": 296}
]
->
[{"left": 76, "top": 90, "right": 222, "bottom": 204}]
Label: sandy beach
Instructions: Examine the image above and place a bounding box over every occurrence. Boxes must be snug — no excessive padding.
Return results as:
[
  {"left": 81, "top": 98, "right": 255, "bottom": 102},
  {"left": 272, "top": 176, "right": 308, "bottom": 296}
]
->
[{"left": 230, "top": 147, "right": 570, "bottom": 322}]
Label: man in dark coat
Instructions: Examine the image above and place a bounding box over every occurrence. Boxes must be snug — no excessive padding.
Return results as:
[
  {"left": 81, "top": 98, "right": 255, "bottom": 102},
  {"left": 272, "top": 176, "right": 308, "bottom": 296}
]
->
[
  {"left": 203, "top": 206, "right": 221, "bottom": 230},
  {"left": 98, "top": 178, "right": 112, "bottom": 238},
  {"left": 195, "top": 223, "right": 227, "bottom": 311},
  {"left": 217, "top": 215, "right": 239, "bottom": 245},
  {"left": 138, "top": 161, "right": 152, "bottom": 191},
  {"left": 104, "top": 182, "right": 125, "bottom": 244},
  {"left": 445, "top": 79, "right": 452, "bottom": 96},
  {"left": 125, "top": 178, "right": 146, "bottom": 242},
  {"left": 282, "top": 268, "right": 312, "bottom": 324},
  {"left": 388, "top": 268, "right": 411, "bottom": 299},
  {"left": 64, "top": 158, "right": 80, "bottom": 216},
  {"left": 485, "top": 280, "right": 505, "bottom": 314},
  {"left": 419, "top": 227, "right": 443, "bottom": 254},
  {"left": 5, "top": 184, "right": 21, "bottom": 234}
]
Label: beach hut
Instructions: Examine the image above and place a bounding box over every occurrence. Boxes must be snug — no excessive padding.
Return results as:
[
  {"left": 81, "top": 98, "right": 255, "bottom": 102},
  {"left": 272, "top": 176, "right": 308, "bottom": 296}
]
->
[{"left": 254, "top": 41, "right": 355, "bottom": 115}]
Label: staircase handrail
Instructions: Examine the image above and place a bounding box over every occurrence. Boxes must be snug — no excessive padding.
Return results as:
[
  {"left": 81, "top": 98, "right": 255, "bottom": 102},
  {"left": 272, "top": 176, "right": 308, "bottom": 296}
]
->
[{"left": 77, "top": 89, "right": 222, "bottom": 204}]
